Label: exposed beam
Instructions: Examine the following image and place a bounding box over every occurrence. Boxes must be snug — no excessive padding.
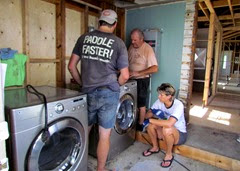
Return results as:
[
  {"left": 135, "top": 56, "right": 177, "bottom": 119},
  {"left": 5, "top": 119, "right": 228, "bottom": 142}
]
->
[
  {"left": 223, "top": 40, "right": 240, "bottom": 42},
  {"left": 198, "top": 13, "right": 240, "bottom": 22},
  {"left": 221, "top": 21, "right": 240, "bottom": 26},
  {"left": 219, "top": 13, "right": 240, "bottom": 20},
  {"left": 203, "top": 13, "right": 215, "bottom": 106},
  {"left": 223, "top": 30, "right": 236, "bottom": 36},
  {"left": 199, "top": 1, "right": 210, "bottom": 21},
  {"left": 203, "top": 0, "right": 222, "bottom": 32},
  {"left": 227, "top": 0, "right": 235, "bottom": 26},
  {"left": 198, "top": 0, "right": 240, "bottom": 9},
  {"left": 204, "top": 0, "right": 214, "bottom": 13},
  {"left": 223, "top": 32, "right": 240, "bottom": 39},
  {"left": 72, "top": 0, "right": 102, "bottom": 10},
  {"left": 223, "top": 26, "right": 240, "bottom": 31}
]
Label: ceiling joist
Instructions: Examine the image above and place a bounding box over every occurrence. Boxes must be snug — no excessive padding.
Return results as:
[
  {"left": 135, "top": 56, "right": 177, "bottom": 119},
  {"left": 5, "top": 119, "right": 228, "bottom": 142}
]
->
[
  {"left": 227, "top": 0, "right": 235, "bottom": 26},
  {"left": 198, "top": 1, "right": 210, "bottom": 21},
  {"left": 198, "top": 13, "right": 240, "bottom": 22},
  {"left": 223, "top": 26, "right": 240, "bottom": 31},
  {"left": 198, "top": 0, "right": 240, "bottom": 9},
  {"left": 223, "top": 32, "right": 240, "bottom": 39},
  {"left": 202, "top": 0, "right": 222, "bottom": 32}
]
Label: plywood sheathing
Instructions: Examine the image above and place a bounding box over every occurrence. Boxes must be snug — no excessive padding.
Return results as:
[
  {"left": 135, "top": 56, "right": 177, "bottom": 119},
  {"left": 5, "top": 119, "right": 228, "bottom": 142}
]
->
[
  {"left": 29, "top": 63, "right": 56, "bottom": 86},
  {"left": 0, "top": 0, "right": 23, "bottom": 52},
  {"left": 65, "top": 9, "right": 81, "bottom": 84},
  {"left": 29, "top": 0, "right": 56, "bottom": 59},
  {"left": 26, "top": 0, "right": 57, "bottom": 86},
  {"left": 179, "top": 0, "right": 198, "bottom": 123}
]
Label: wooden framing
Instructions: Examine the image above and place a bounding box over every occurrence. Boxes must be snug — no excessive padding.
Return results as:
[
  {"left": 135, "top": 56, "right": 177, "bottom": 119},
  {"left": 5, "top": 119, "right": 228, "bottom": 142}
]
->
[
  {"left": 72, "top": 0, "right": 101, "bottom": 10},
  {"left": 56, "top": 0, "right": 66, "bottom": 87},
  {"left": 227, "top": 0, "right": 235, "bottom": 26},
  {"left": 203, "top": 13, "right": 215, "bottom": 106},
  {"left": 212, "top": 30, "right": 223, "bottom": 96},
  {"left": 22, "top": 0, "right": 30, "bottom": 85},
  {"left": 2, "top": 0, "right": 126, "bottom": 88},
  {"left": 198, "top": 13, "right": 240, "bottom": 22}
]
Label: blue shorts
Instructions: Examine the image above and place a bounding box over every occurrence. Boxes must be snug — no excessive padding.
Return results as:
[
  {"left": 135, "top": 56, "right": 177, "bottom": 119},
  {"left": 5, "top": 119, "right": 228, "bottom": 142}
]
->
[
  {"left": 87, "top": 87, "right": 120, "bottom": 129},
  {"left": 176, "top": 130, "right": 187, "bottom": 145}
]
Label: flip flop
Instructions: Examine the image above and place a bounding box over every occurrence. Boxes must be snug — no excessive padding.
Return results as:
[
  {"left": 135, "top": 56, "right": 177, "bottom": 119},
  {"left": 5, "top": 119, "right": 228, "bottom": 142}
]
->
[
  {"left": 142, "top": 148, "right": 160, "bottom": 157},
  {"left": 160, "top": 156, "right": 174, "bottom": 168}
]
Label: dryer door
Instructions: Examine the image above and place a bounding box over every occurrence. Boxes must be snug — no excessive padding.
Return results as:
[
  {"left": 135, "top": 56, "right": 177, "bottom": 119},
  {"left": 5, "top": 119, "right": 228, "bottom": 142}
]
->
[
  {"left": 115, "top": 94, "right": 136, "bottom": 134},
  {"left": 27, "top": 118, "right": 86, "bottom": 171}
]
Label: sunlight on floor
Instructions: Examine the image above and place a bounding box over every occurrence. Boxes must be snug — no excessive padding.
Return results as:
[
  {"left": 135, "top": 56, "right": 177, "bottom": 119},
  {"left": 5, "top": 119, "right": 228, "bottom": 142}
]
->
[
  {"left": 207, "top": 110, "right": 231, "bottom": 125},
  {"left": 189, "top": 105, "right": 208, "bottom": 118}
]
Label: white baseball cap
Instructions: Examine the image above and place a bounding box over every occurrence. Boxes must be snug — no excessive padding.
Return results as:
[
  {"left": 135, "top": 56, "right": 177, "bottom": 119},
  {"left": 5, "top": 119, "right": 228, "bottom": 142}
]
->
[{"left": 99, "top": 9, "right": 118, "bottom": 24}]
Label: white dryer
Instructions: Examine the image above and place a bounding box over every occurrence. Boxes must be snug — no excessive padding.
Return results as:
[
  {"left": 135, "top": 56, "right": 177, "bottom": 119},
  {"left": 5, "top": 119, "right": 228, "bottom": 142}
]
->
[
  {"left": 89, "top": 80, "right": 137, "bottom": 160},
  {"left": 4, "top": 86, "right": 88, "bottom": 171}
]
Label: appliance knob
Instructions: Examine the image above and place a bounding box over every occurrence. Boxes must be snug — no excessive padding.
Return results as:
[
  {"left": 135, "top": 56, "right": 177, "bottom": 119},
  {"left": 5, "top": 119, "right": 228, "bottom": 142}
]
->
[
  {"left": 124, "top": 85, "right": 129, "bottom": 91},
  {"left": 55, "top": 103, "right": 64, "bottom": 114}
]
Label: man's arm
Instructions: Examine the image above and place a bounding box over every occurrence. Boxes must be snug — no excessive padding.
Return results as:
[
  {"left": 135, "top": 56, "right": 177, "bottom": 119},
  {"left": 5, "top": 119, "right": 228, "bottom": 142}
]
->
[
  {"left": 130, "top": 65, "right": 158, "bottom": 78},
  {"left": 118, "top": 67, "right": 129, "bottom": 85},
  {"left": 68, "top": 53, "right": 82, "bottom": 85}
]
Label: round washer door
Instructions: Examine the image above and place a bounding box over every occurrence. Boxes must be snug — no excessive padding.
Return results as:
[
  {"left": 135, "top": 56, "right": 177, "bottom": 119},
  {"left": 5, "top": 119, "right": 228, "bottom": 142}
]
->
[
  {"left": 115, "top": 94, "right": 136, "bottom": 134},
  {"left": 27, "top": 118, "right": 86, "bottom": 171}
]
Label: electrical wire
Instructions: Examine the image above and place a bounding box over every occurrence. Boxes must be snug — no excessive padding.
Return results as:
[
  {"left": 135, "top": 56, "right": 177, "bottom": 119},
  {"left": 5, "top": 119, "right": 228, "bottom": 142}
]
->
[
  {"left": 26, "top": 85, "right": 50, "bottom": 142},
  {"left": 141, "top": 133, "right": 190, "bottom": 171}
]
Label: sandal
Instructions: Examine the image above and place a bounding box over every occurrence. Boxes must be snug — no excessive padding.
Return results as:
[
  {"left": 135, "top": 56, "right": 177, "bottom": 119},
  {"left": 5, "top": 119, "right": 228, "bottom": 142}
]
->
[
  {"left": 160, "top": 156, "right": 174, "bottom": 168},
  {"left": 142, "top": 148, "right": 160, "bottom": 157}
]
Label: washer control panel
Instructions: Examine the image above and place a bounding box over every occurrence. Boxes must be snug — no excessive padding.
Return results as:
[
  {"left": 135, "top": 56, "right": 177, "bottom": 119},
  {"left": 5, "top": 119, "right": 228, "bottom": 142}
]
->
[
  {"left": 55, "top": 103, "right": 64, "bottom": 114},
  {"left": 48, "top": 95, "right": 87, "bottom": 119}
]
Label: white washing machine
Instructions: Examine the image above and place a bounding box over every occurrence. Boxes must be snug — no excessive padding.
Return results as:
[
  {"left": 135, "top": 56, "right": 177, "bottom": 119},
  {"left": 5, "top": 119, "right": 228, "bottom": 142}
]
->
[
  {"left": 4, "top": 86, "right": 88, "bottom": 171},
  {"left": 89, "top": 80, "right": 137, "bottom": 160}
]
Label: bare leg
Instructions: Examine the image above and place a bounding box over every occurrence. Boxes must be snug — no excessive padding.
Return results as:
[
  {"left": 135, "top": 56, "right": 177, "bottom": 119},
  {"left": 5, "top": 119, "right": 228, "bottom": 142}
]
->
[
  {"left": 97, "top": 126, "right": 111, "bottom": 171},
  {"left": 147, "top": 124, "right": 160, "bottom": 150},
  {"left": 161, "top": 127, "right": 179, "bottom": 167},
  {"left": 139, "top": 106, "right": 146, "bottom": 124}
]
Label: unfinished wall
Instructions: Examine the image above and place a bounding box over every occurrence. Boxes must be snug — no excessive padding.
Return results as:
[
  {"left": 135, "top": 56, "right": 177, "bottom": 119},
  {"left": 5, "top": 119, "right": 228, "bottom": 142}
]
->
[
  {"left": 0, "top": 0, "right": 100, "bottom": 88},
  {"left": 0, "top": 0, "right": 22, "bottom": 52},
  {"left": 28, "top": 0, "right": 56, "bottom": 86},
  {"left": 179, "top": 0, "right": 198, "bottom": 123},
  {"left": 65, "top": 8, "right": 82, "bottom": 85},
  {"left": 65, "top": 9, "right": 98, "bottom": 85}
]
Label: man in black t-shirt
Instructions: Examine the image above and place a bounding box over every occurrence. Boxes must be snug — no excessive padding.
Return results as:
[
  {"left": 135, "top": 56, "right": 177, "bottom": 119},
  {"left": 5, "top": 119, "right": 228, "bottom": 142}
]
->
[{"left": 68, "top": 9, "right": 129, "bottom": 171}]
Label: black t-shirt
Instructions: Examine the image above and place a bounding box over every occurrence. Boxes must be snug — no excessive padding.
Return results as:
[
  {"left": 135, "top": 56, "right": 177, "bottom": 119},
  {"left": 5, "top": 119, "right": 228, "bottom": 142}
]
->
[{"left": 72, "top": 30, "right": 128, "bottom": 93}]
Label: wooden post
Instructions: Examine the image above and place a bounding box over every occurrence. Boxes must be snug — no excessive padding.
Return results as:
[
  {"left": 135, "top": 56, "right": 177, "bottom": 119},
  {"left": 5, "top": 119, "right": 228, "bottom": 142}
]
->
[
  {"left": 83, "top": 6, "right": 89, "bottom": 34},
  {"left": 56, "top": 0, "right": 66, "bottom": 87},
  {"left": 212, "top": 29, "right": 223, "bottom": 96},
  {"left": 22, "top": 0, "right": 30, "bottom": 85},
  {"left": 203, "top": 13, "right": 215, "bottom": 106}
]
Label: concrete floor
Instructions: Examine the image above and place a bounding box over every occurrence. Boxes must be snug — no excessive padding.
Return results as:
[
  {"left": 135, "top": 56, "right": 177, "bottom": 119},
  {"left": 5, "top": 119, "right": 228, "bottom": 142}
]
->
[
  {"left": 87, "top": 92, "right": 240, "bottom": 171},
  {"left": 87, "top": 141, "right": 225, "bottom": 171},
  {"left": 189, "top": 92, "right": 240, "bottom": 134}
]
